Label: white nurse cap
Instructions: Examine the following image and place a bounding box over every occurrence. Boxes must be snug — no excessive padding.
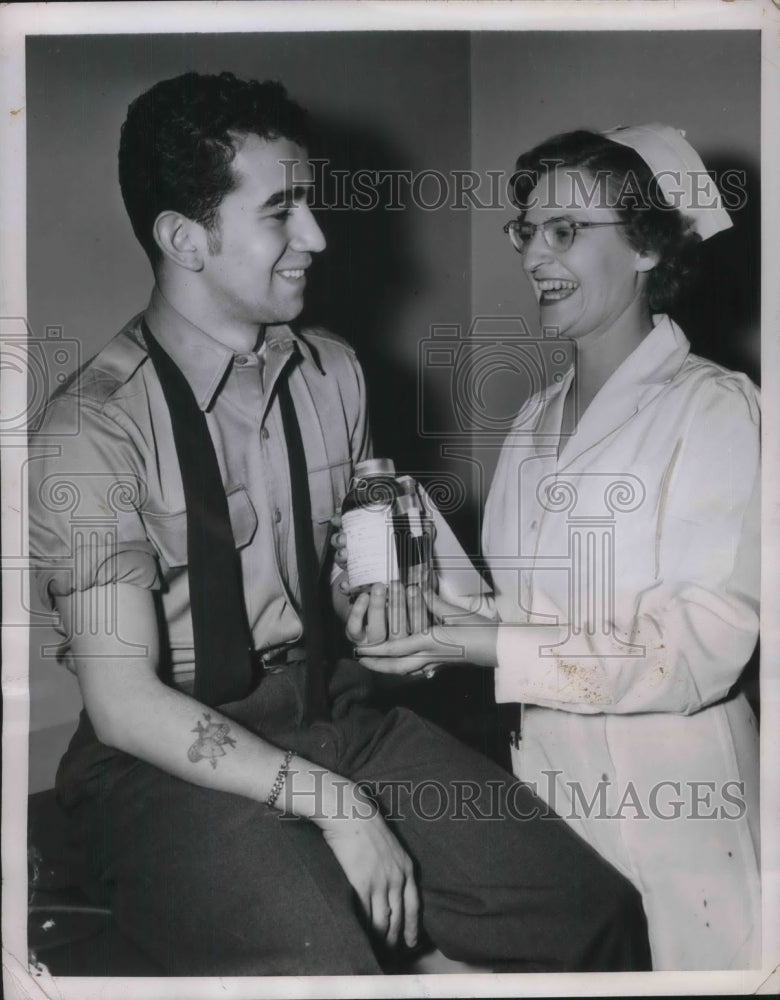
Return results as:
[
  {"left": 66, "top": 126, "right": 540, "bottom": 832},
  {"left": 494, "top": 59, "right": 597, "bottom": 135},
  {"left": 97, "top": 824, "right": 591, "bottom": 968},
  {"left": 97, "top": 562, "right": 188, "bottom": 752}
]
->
[{"left": 602, "top": 123, "right": 732, "bottom": 241}]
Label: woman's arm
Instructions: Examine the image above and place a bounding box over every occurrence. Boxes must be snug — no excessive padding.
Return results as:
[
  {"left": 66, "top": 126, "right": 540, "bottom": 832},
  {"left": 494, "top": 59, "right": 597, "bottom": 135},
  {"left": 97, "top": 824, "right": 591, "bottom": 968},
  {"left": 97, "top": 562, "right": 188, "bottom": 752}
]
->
[
  {"left": 490, "top": 378, "right": 760, "bottom": 715},
  {"left": 353, "top": 379, "right": 760, "bottom": 717}
]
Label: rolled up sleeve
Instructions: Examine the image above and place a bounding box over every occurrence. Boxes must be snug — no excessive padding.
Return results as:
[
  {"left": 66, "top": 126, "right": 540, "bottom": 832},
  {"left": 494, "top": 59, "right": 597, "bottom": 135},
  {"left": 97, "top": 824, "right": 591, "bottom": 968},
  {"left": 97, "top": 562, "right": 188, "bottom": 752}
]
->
[{"left": 29, "top": 394, "right": 160, "bottom": 608}]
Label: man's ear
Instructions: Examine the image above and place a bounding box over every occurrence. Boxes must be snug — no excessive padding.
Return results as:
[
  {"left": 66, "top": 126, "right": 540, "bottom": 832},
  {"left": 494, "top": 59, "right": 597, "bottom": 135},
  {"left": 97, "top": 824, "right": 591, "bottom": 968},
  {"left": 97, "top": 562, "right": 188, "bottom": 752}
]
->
[
  {"left": 153, "top": 212, "right": 205, "bottom": 272},
  {"left": 635, "top": 248, "right": 660, "bottom": 274}
]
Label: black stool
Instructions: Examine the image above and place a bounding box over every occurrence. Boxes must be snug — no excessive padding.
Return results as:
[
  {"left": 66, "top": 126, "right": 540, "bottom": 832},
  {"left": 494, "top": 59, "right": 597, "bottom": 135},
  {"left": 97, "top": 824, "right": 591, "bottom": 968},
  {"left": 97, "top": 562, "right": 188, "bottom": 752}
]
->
[{"left": 28, "top": 788, "right": 163, "bottom": 976}]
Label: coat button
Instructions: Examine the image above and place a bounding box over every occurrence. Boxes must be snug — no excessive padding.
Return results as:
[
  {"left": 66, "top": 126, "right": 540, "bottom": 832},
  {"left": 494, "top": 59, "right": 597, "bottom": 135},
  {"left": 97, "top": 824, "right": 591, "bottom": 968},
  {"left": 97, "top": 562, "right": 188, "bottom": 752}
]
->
[
  {"left": 274, "top": 508, "right": 282, "bottom": 523},
  {"left": 261, "top": 426, "right": 270, "bottom": 440}
]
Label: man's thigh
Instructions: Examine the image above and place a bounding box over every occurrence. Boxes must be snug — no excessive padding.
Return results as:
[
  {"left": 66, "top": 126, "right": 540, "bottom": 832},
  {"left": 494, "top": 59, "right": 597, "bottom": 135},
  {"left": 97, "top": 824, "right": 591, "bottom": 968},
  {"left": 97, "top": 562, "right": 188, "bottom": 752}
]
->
[{"left": 78, "top": 757, "right": 381, "bottom": 976}]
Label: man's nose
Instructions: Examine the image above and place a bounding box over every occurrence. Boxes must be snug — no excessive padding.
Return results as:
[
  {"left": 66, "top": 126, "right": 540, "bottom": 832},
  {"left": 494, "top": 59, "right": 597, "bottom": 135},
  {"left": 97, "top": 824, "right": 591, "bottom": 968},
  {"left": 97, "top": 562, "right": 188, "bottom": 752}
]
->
[{"left": 290, "top": 203, "right": 326, "bottom": 254}]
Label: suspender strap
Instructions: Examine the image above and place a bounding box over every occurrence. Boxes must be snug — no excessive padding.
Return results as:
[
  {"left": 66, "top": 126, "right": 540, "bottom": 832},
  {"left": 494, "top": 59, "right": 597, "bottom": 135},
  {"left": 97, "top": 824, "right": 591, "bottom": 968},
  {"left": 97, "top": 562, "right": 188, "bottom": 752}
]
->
[
  {"left": 277, "top": 366, "right": 329, "bottom": 723},
  {"left": 142, "top": 319, "right": 253, "bottom": 708}
]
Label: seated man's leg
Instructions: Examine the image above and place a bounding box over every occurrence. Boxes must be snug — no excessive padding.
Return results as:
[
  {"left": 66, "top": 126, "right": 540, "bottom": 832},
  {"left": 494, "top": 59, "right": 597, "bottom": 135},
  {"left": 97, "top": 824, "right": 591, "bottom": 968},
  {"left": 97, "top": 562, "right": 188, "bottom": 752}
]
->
[
  {"left": 342, "top": 707, "right": 652, "bottom": 973},
  {"left": 67, "top": 752, "right": 382, "bottom": 976}
]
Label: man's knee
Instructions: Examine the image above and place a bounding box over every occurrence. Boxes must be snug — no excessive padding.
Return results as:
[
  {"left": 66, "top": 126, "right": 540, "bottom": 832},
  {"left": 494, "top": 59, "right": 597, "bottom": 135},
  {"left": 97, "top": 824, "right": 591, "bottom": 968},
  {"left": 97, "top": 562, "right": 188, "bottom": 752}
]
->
[{"left": 567, "top": 863, "right": 652, "bottom": 971}]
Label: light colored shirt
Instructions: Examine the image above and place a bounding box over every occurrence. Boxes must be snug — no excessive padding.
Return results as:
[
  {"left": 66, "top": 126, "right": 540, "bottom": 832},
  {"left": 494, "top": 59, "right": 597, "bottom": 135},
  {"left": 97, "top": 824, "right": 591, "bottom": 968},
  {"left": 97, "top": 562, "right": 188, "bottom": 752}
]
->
[
  {"left": 482, "top": 315, "right": 761, "bottom": 969},
  {"left": 29, "top": 288, "right": 370, "bottom": 688}
]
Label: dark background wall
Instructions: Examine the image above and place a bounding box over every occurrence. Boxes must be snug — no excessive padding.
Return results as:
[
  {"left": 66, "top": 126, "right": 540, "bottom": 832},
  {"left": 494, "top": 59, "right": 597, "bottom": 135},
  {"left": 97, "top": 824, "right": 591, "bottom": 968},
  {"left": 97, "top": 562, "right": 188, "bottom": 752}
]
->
[{"left": 26, "top": 30, "right": 761, "bottom": 787}]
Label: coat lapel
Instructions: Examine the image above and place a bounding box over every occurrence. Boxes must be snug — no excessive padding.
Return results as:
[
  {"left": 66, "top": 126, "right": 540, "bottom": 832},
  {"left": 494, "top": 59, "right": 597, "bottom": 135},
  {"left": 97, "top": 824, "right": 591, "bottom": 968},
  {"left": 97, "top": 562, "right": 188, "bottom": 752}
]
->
[{"left": 557, "top": 316, "right": 691, "bottom": 471}]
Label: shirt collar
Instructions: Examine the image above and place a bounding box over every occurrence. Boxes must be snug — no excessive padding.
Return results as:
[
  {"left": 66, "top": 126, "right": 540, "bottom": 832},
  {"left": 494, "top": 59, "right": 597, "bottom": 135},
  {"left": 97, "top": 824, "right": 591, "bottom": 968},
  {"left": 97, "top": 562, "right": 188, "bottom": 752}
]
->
[
  {"left": 142, "top": 286, "right": 316, "bottom": 410},
  {"left": 555, "top": 314, "right": 691, "bottom": 469},
  {"left": 534, "top": 314, "right": 689, "bottom": 407},
  {"left": 508, "top": 315, "right": 690, "bottom": 457},
  {"left": 605, "top": 313, "right": 691, "bottom": 391}
]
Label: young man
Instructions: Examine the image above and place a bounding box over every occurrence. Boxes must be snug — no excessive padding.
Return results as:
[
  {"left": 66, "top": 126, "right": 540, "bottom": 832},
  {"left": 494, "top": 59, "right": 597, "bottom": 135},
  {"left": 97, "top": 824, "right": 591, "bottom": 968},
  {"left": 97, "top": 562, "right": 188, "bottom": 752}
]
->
[{"left": 29, "top": 71, "right": 651, "bottom": 976}]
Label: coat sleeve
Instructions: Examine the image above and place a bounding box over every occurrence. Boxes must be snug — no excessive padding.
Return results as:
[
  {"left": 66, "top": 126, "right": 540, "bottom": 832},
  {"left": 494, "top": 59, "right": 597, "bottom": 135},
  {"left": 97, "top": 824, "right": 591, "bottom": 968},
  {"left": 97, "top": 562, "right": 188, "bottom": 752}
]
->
[{"left": 493, "top": 375, "right": 760, "bottom": 714}]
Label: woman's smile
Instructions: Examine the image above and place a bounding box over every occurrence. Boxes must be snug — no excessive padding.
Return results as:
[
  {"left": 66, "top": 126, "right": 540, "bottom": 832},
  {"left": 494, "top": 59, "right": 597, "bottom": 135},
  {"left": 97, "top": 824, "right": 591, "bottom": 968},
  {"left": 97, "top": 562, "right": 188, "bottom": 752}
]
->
[{"left": 534, "top": 277, "right": 580, "bottom": 304}]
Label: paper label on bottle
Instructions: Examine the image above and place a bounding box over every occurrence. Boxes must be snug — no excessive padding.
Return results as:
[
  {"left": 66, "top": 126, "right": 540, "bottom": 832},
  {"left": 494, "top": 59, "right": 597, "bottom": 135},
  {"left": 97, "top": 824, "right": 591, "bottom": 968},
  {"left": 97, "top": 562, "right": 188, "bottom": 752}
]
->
[
  {"left": 406, "top": 508, "right": 424, "bottom": 538},
  {"left": 342, "top": 508, "right": 400, "bottom": 587}
]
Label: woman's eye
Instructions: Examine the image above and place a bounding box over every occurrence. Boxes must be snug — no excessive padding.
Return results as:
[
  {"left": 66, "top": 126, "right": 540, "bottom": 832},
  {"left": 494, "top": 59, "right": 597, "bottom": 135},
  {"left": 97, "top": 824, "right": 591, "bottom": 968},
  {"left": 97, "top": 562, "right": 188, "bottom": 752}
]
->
[{"left": 551, "top": 223, "right": 572, "bottom": 240}]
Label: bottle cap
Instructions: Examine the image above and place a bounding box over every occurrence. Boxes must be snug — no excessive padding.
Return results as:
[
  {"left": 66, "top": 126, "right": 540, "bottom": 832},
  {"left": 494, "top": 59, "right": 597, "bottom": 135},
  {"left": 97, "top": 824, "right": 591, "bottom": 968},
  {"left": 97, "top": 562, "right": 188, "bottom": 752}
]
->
[
  {"left": 395, "top": 475, "right": 417, "bottom": 494},
  {"left": 355, "top": 458, "right": 396, "bottom": 478}
]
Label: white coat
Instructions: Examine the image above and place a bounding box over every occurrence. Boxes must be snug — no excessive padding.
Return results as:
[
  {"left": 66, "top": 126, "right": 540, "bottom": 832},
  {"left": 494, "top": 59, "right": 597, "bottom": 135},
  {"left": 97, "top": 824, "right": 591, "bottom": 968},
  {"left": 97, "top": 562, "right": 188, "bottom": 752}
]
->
[{"left": 482, "top": 316, "right": 761, "bottom": 970}]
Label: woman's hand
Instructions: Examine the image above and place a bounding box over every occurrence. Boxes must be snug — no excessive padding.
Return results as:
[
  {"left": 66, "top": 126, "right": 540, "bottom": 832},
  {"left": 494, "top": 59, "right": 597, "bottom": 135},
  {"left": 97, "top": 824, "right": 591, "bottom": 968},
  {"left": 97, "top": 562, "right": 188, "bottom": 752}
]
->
[{"left": 349, "top": 583, "right": 498, "bottom": 677}]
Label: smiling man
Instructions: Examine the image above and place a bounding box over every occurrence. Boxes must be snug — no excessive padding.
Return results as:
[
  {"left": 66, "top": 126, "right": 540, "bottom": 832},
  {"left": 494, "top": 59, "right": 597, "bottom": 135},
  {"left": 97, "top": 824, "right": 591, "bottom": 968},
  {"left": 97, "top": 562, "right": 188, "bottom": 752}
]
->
[{"left": 28, "top": 71, "right": 651, "bottom": 976}]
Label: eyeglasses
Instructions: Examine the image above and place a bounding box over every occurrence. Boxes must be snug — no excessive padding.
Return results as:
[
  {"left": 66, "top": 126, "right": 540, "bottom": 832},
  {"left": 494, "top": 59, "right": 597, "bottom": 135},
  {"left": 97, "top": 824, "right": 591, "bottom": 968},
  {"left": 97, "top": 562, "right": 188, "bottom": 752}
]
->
[{"left": 503, "top": 217, "right": 630, "bottom": 255}]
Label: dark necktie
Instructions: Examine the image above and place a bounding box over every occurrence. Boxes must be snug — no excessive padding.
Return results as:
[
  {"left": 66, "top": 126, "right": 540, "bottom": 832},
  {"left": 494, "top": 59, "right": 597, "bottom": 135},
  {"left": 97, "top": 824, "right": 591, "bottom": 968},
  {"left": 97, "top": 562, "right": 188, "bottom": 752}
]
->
[
  {"left": 277, "top": 360, "right": 329, "bottom": 723},
  {"left": 142, "top": 320, "right": 253, "bottom": 708},
  {"left": 143, "top": 319, "right": 329, "bottom": 721}
]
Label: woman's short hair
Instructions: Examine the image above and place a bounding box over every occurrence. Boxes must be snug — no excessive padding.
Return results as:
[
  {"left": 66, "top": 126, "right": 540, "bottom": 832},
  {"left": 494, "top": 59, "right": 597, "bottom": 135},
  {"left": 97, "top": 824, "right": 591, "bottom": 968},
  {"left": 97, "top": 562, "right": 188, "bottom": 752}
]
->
[
  {"left": 509, "top": 129, "right": 702, "bottom": 313},
  {"left": 118, "top": 72, "right": 312, "bottom": 262}
]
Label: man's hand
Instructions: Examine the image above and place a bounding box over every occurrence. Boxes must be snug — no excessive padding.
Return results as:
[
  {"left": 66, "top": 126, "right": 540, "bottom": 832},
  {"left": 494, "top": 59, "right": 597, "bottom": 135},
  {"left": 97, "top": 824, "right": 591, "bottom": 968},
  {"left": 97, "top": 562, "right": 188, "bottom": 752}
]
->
[
  {"left": 329, "top": 514, "right": 353, "bottom": 622},
  {"left": 315, "top": 786, "right": 419, "bottom": 949},
  {"left": 329, "top": 514, "right": 351, "bottom": 597},
  {"left": 345, "top": 580, "right": 429, "bottom": 646}
]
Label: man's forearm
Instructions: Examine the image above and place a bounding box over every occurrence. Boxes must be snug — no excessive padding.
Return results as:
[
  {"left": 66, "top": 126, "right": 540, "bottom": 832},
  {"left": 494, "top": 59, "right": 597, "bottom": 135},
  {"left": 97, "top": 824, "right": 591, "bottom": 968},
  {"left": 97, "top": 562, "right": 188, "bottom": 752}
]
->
[
  {"left": 61, "top": 584, "right": 417, "bottom": 947},
  {"left": 80, "top": 667, "right": 354, "bottom": 824},
  {"left": 58, "top": 583, "right": 351, "bottom": 822}
]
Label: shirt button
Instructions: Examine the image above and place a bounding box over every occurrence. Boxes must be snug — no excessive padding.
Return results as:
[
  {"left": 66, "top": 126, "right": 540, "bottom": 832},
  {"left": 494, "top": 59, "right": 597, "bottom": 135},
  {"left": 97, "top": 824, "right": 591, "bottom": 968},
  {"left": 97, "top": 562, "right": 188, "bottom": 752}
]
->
[
  {"left": 235, "top": 354, "right": 250, "bottom": 367},
  {"left": 274, "top": 508, "right": 282, "bottom": 523},
  {"left": 261, "top": 426, "right": 270, "bottom": 440},
  {"left": 530, "top": 520, "right": 538, "bottom": 530}
]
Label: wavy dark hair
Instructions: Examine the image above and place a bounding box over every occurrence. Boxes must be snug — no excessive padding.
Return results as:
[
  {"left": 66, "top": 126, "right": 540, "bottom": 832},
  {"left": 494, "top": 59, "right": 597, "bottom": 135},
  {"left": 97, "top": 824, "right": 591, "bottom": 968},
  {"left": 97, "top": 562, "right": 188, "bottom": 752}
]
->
[
  {"left": 509, "top": 130, "right": 702, "bottom": 313},
  {"left": 118, "top": 72, "right": 312, "bottom": 262}
]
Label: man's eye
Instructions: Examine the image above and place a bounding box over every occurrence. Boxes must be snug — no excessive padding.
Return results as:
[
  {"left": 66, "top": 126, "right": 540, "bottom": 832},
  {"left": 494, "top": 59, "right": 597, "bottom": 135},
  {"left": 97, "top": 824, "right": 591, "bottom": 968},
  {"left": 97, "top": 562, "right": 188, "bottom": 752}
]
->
[{"left": 270, "top": 207, "right": 293, "bottom": 221}]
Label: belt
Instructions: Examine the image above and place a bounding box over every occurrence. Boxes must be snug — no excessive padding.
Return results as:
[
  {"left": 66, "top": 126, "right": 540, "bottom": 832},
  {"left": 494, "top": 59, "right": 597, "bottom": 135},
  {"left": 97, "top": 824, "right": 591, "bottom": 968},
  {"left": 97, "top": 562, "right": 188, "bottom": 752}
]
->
[
  {"left": 252, "top": 645, "right": 307, "bottom": 674},
  {"left": 509, "top": 704, "right": 524, "bottom": 750}
]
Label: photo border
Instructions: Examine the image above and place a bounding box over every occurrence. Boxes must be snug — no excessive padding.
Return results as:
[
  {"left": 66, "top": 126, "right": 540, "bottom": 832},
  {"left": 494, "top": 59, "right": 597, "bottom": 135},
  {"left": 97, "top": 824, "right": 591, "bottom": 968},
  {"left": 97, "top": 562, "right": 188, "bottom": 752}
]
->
[{"left": 2, "top": 2, "right": 778, "bottom": 998}]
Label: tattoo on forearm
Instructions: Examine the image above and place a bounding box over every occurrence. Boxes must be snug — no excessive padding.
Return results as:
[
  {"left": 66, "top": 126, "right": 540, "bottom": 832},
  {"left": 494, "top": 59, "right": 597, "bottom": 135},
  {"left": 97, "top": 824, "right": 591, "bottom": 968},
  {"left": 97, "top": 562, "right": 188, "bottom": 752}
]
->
[{"left": 188, "top": 713, "right": 237, "bottom": 769}]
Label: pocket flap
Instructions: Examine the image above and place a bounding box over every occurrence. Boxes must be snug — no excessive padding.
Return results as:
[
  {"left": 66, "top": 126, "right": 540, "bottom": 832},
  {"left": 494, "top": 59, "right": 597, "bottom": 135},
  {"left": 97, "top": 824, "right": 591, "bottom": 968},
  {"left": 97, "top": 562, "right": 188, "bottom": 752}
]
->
[
  {"left": 226, "top": 484, "right": 258, "bottom": 547},
  {"left": 142, "top": 486, "right": 258, "bottom": 568}
]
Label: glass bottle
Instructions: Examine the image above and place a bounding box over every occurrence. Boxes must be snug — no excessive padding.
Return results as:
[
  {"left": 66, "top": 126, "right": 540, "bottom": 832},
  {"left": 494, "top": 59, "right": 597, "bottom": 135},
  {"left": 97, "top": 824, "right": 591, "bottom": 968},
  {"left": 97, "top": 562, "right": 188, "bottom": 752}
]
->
[
  {"left": 393, "top": 475, "right": 433, "bottom": 587},
  {"left": 341, "top": 458, "right": 401, "bottom": 592}
]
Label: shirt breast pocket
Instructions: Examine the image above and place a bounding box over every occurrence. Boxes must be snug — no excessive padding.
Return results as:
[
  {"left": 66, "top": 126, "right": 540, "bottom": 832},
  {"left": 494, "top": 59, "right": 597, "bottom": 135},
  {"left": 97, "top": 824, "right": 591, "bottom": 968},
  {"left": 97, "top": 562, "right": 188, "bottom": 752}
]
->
[{"left": 141, "top": 485, "right": 258, "bottom": 571}]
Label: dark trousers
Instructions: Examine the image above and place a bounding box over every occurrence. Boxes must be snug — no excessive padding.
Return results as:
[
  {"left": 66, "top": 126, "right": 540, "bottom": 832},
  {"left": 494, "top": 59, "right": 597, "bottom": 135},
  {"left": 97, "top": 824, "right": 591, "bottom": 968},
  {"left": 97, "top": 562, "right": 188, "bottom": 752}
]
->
[{"left": 56, "top": 660, "right": 651, "bottom": 975}]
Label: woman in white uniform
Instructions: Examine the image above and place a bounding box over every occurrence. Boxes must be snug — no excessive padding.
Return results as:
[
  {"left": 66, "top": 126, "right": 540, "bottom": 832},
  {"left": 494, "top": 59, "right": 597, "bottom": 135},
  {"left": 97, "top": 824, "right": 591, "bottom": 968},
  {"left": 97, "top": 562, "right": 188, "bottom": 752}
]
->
[{"left": 349, "top": 124, "right": 761, "bottom": 970}]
